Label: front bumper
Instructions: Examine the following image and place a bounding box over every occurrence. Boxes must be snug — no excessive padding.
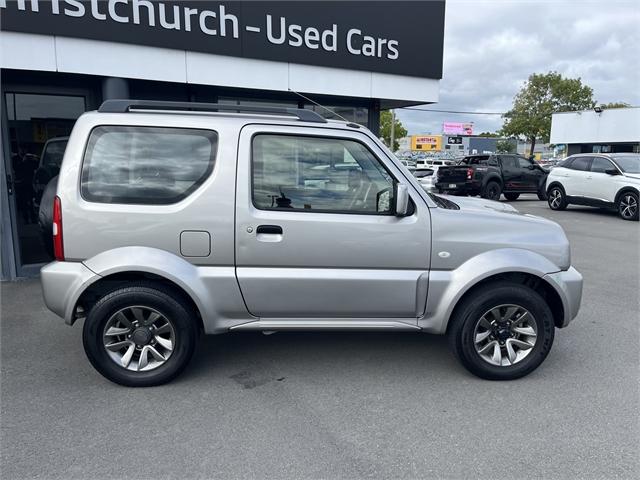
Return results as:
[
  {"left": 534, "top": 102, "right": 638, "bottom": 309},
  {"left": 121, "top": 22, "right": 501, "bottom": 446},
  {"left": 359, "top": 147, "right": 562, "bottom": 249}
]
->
[
  {"left": 40, "top": 261, "right": 98, "bottom": 324},
  {"left": 543, "top": 266, "right": 583, "bottom": 327}
]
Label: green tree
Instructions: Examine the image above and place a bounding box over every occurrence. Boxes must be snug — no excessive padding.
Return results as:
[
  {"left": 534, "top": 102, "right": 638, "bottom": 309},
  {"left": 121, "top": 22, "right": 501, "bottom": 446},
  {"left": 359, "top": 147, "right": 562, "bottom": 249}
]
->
[
  {"left": 600, "top": 102, "right": 631, "bottom": 109},
  {"left": 478, "top": 131, "right": 499, "bottom": 137},
  {"left": 496, "top": 139, "right": 516, "bottom": 154},
  {"left": 380, "top": 110, "right": 407, "bottom": 152},
  {"left": 501, "top": 71, "right": 595, "bottom": 155}
]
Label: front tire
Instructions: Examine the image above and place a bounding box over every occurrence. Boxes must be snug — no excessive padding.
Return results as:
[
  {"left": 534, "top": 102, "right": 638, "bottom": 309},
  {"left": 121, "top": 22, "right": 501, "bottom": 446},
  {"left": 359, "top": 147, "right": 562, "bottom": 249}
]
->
[
  {"left": 83, "top": 284, "right": 198, "bottom": 387},
  {"left": 482, "top": 181, "right": 502, "bottom": 201},
  {"left": 617, "top": 191, "right": 639, "bottom": 221},
  {"left": 448, "top": 282, "right": 555, "bottom": 380},
  {"left": 547, "top": 185, "right": 567, "bottom": 210}
]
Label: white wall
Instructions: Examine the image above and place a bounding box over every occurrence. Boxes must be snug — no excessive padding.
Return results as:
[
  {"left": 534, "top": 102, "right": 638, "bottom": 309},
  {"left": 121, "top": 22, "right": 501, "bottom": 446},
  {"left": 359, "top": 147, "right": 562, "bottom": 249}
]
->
[
  {"left": 550, "top": 108, "right": 640, "bottom": 144},
  {"left": 0, "top": 31, "right": 439, "bottom": 107}
]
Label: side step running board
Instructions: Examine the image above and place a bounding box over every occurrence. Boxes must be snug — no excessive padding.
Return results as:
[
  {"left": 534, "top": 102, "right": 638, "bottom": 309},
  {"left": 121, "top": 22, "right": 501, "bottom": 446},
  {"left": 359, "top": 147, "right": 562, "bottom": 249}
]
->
[{"left": 230, "top": 320, "right": 421, "bottom": 331}]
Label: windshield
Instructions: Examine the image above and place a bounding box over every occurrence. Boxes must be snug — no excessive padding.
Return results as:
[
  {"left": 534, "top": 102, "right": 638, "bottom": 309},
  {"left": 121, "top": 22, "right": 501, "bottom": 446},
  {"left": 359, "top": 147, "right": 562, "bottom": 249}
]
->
[
  {"left": 41, "top": 140, "right": 68, "bottom": 169},
  {"left": 612, "top": 155, "right": 640, "bottom": 173}
]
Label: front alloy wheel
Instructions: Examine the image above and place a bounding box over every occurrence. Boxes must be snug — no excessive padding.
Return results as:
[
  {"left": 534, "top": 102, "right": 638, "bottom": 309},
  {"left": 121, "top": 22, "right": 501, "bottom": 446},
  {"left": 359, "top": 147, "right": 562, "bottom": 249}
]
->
[
  {"left": 618, "top": 192, "right": 638, "bottom": 221},
  {"left": 447, "top": 282, "right": 555, "bottom": 380},
  {"left": 473, "top": 305, "right": 537, "bottom": 366}
]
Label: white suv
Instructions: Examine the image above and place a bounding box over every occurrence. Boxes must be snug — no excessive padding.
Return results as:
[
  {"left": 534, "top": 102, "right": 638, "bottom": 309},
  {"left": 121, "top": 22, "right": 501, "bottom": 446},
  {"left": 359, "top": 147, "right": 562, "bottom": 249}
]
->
[{"left": 546, "top": 153, "right": 639, "bottom": 221}]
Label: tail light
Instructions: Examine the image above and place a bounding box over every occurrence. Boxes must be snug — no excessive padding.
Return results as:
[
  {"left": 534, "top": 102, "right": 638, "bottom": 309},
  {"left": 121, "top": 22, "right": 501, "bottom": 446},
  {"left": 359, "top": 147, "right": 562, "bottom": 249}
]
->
[
  {"left": 466, "top": 168, "right": 474, "bottom": 180},
  {"left": 52, "top": 195, "right": 65, "bottom": 261}
]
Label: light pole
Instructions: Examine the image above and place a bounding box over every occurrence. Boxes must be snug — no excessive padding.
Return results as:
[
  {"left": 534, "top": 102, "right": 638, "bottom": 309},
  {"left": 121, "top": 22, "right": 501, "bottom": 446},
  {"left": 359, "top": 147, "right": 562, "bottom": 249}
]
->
[{"left": 390, "top": 109, "right": 395, "bottom": 152}]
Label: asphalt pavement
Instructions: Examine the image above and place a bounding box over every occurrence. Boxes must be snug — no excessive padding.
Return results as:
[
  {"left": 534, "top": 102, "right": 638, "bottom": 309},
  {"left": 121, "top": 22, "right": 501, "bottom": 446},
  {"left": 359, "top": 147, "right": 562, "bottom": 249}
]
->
[{"left": 1, "top": 195, "right": 639, "bottom": 479}]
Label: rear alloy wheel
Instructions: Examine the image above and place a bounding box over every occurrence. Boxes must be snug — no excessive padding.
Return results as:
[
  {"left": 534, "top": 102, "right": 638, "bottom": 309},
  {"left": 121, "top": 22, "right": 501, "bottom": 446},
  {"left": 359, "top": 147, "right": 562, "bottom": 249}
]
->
[
  {"left": 618, "top": 192, "right": 639, "bottom": 221},
  {"left": 547, "top": 186, "right": 567, "bottom": 211},
  {"left": 504, "top": 193, "right": 520, "bottom": 201},
  {"left": 83, "top": 284, "right": 198, "bottom": 387},
  {"left": 448, "top": 282, "right": 555, "bottom": 380},
  {"left": 482, "top": 181, "right": 502, "bottom": 201}
]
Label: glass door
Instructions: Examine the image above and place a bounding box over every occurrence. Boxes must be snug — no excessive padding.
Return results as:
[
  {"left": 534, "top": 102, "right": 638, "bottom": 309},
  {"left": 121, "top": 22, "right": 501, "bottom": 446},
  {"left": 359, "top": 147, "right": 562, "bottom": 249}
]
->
[{"left": 4, "top": 92, "right": 86, "bottom": 269}]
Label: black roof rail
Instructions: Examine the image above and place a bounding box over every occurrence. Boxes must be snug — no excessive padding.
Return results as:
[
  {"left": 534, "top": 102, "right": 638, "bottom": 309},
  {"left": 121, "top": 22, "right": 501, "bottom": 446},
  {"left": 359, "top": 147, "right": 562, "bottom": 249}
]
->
[{"left": 98, "top": 99, "right": 328, "bottom": 123}]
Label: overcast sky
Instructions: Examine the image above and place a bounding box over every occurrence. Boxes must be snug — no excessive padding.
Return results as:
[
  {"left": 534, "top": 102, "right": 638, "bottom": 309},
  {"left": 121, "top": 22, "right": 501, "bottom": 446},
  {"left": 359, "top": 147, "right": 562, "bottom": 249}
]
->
[{"left": 396, "top": 0, "right": 640, "bottom": 136}]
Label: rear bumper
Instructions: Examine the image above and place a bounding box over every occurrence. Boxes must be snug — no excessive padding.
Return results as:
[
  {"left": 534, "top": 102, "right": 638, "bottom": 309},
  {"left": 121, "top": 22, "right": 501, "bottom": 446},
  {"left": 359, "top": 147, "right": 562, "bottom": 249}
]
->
[
  {"left": 543, "top": 266, "right": 583, "bottom": 328},
  {"left": 40, "top": 261, "right": 98, "bottom": 324},
  {"left": 435, "top": 182, "right": 479, "bottom": 195}
]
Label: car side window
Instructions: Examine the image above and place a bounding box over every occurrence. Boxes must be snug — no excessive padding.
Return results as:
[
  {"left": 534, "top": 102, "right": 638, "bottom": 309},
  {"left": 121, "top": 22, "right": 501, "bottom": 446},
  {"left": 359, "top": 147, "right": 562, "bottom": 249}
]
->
[
  {"left": 487, "top": 156, "right": 499, "bottom": 166},
  {"left": 590, "top": 157, "right": 615, "bottom": 173},
  {"left": 558, "top": 158, "right": 574, "bottom": 168},
  {"left": 81, "top": 126, "right": 217, "bottom": 204},
  {"left": 252, "top": 134, "right": 395, "bottom": 214},
  {"left": 517, "top": 157, "right": 532, "bottom": 169},
  {"left": 500, "top": 156, "right": 517, "bottom": 168},
  {"left": 569, "top": 156, "right": 592, "bottom": 171}
]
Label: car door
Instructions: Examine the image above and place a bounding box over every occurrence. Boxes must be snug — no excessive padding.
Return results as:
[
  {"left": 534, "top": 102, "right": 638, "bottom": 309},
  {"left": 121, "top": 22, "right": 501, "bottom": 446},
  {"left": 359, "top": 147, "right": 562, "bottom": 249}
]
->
[
  {"left": 587, "top": 156, "right": 619, "bottom": 203},
  {"left": 564, "top": 156, "right": 593, "bottom": 197},
  {"left": 516, "top": 156, "right": 543, "bottom": 192},
  {"left": 499, "top": 155, "right": 520, "bottom": 190},
  {"left": 234, "top": 124, "right": 431, "bottom": 322}
]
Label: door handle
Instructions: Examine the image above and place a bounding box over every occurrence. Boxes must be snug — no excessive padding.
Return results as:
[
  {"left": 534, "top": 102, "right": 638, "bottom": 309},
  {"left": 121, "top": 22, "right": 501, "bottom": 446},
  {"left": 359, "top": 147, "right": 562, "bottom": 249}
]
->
[{"left": 256, "top": 225, "right": 282, "bottom": 234}]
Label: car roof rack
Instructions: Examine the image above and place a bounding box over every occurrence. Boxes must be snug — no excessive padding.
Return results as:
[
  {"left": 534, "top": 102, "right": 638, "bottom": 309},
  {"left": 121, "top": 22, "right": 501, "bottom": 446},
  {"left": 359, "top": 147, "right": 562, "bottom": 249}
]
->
[{"left": 98, "top": 99, "right": 328, "bottom": 123}]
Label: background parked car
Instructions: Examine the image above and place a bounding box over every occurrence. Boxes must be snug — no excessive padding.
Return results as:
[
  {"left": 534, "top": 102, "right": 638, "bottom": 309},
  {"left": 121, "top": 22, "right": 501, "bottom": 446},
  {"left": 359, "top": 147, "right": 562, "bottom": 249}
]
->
[
  {"left": 546, "top": 153, "right": 639, "bottom": 221},
  {"left": 31, "top": 137, "right": 68, "bottom": 217},
  {"left": 436, "top": 154, "right": 548, "bottom": 201}
]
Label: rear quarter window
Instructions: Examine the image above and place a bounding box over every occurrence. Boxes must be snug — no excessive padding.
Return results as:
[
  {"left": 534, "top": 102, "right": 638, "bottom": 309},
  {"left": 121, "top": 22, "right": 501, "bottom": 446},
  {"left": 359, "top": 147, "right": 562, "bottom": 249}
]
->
[{"left": 81, "top": 126, "right": 217, "bottom": 204}]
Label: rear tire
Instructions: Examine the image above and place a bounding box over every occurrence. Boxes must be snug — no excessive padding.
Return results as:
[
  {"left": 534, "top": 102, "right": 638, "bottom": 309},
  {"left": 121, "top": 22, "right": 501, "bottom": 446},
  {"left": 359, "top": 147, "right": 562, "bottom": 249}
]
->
[
  {"left": 447, "top": 282, "right": 555, "bottom": 380},
  {"left": 504, "top": 193, "right": 520, "bottom": 201},
  {"left": 547, "top": 185, "right": 567, "bottom": 210},
  {"left": 482, "top": 181, "right": 502, "bottom": 201},
  {"left": 617, "top": 191, "right": 638, "bottom": 221},
  {"left": 83, "top": 283, "right": 198, "bottom": 387}
]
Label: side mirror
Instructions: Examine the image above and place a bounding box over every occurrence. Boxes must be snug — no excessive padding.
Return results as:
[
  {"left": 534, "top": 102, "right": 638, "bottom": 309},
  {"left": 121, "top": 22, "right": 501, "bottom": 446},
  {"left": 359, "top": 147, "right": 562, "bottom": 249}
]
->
[
  {"left": 395, "top": 184, "right": 409, "bottom": 216},
  {"left": 605, "top": 168, "right": 620, "bottom": 176},
  {"left": 528, "top": 164, "right": 536, "bottom": 170}
]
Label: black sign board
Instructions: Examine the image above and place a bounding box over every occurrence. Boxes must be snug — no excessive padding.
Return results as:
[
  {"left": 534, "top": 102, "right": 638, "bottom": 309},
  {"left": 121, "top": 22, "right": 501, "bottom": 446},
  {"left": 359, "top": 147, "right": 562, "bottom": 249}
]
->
[{"left": 0, "top": 0, "right": 445, "bottom": 79}]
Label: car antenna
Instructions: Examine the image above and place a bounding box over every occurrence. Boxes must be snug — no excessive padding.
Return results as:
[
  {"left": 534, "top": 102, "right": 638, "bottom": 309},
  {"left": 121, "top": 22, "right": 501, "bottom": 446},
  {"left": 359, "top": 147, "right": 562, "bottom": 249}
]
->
[{"left": 288, "top": 88, "right": 350, "bottom": 123}]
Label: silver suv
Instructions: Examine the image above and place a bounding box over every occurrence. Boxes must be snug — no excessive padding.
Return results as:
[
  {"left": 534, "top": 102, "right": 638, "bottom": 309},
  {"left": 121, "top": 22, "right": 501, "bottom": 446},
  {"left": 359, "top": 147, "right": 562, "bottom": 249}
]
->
[{"left": 41, "top": 100, "right": 583, "bottom": 386}]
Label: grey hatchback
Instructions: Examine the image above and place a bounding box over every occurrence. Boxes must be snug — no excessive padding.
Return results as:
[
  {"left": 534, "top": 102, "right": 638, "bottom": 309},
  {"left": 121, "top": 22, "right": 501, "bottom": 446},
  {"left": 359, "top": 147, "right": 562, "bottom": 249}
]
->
[{"left": 41, "top": 100, "right": 583, "bottom": 386}]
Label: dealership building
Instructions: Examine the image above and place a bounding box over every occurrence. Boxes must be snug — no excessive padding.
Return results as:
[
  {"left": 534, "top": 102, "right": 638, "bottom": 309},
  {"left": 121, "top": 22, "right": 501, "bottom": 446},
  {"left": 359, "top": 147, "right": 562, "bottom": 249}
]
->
[
  {"left": 550, "top": 107, "right": 640, "bottom": 156},
  {"left": 0, "top": 0, "right": 445, "bottom": 279}
]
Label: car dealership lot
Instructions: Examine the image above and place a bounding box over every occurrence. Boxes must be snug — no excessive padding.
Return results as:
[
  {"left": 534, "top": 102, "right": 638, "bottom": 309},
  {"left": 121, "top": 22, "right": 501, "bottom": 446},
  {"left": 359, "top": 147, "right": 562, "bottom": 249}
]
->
[{"left": 1, "top": 196, "right": 638, "bottom": 479}]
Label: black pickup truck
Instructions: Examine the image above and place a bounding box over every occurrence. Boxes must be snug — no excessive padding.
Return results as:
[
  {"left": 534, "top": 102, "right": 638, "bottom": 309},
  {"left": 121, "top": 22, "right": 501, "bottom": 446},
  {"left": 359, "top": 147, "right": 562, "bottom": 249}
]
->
[{"left": 435, "top": 154, "right": 548, "bottom": 201}]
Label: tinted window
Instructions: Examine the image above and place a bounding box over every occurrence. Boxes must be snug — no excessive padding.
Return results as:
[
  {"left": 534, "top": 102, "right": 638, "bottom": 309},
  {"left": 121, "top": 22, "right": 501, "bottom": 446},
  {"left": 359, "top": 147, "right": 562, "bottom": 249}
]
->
[
  {"left": 252, "top": 134, "right": 394, "bottom": 214},
  {"left": 462, "top": 156, "right": 489, "bottom": 165},
  {"left": 569, "top": 156, "right": 591, "bottom": 171},
  {"left": 518, "top": 157, "right": 532, "bottom": 168},
  {"left": 500, "top": 156, "right": 518, "bottom": 168},
  {"left": 82, "top": 126, "right": 217, "bottom": 204},
  {"left": 558, "top": 158, "right": 574, "bottom": 168},
  {"left": 590, "top": 157, "right": 615, "bottom": 173}
]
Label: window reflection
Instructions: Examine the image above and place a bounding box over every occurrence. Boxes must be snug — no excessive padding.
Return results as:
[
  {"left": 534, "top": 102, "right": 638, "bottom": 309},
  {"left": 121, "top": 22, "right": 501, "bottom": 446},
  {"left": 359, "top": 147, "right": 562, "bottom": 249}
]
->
[
  {"left": 82, "top": 126, "right": 217, "bottom": 204},
  {"left": 252, "top": 135, "right": 393, "bottom": 214}
]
